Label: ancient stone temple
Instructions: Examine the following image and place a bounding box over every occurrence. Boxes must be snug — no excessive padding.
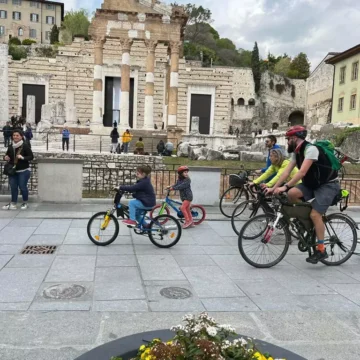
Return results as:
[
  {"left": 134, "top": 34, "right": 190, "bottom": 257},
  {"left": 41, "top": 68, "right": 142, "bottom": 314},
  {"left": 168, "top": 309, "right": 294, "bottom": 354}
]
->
[{"left": 0, "top": 0, "right": 306, "bottom": 139}]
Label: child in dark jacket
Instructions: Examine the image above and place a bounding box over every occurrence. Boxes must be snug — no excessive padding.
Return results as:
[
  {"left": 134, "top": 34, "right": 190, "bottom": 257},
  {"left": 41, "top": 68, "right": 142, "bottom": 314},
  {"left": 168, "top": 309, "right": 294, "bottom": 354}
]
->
[
  {"left": 168, "top": 165, "right": 193, "bottom": 229},
  {"left": 120, "top": 165, "right": 156, "bottom": 227}
]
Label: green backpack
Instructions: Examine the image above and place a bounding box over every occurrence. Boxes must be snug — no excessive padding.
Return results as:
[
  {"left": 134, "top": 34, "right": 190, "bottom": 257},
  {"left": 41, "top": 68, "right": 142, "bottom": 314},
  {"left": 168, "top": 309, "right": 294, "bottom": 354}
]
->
[{"left": 313, "top": 140, "right": 342, "bottom": 171}]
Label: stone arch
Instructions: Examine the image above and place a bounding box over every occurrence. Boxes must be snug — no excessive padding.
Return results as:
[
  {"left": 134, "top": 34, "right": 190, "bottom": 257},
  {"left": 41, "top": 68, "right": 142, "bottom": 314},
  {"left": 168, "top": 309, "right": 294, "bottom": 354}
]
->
[
  {"left": 248, "top": 98, "right": 255, "bottom": 106},
  {"left": 18, "top": 28, "right": 23, "bottom": 37},
  {"left": 289, "top": 111, "right": 304, "bottom": 126},
  {"left": 237, "top": 98, "right": 245, "bottom": 106}
]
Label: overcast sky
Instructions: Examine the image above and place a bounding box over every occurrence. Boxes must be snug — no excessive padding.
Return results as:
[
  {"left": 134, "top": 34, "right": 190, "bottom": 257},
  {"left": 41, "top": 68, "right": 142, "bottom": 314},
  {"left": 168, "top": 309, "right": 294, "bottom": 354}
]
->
[{"left": 62, "top": 0, "right": 360, "bottom": 70}]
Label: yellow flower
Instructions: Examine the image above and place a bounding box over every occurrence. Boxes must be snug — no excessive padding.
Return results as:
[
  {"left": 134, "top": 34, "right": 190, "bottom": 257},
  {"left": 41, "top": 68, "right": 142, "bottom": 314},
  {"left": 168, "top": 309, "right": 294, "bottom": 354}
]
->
[
  {"left": 253, "top": 352, "right": 266, "bottom": 360},
  {"left": 268, "top": 357, "right": 274, "bottom": 360},
  {"left": 139, "top": 345, "right": 146, "bottom": 351},
  {"left": 153, "top": 338, "right": 161, "bottom": 343},
  {"left": 166, "top": 341, "right": 173, "bottom": 345}
]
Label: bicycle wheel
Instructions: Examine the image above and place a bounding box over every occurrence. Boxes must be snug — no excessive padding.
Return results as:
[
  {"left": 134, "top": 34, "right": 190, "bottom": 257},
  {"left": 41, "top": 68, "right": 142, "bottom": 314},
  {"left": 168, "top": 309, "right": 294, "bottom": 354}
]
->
[
  {"left": 220, "top": 186, "right": 249, "bottom": 218},
  {"left": 191, "top": 205, "right": 206, "bottom": 225},
  {"left": 150, "top": 204, "right": 170, "bottom": 225},
  {"left": 231, "top": 200, "right": 264, "bottom": 236},
  {"left": 148, "top": 214, "right": 182, "bottom": 248},
  {"left": 320, "top": 213, "right": 357, "bottom": 266},
  {"left": 238, "top": 214, "right": 291, "bottom": 268},
  {"left": 87, "top": 211, "right": 119, "bottom": 246}
]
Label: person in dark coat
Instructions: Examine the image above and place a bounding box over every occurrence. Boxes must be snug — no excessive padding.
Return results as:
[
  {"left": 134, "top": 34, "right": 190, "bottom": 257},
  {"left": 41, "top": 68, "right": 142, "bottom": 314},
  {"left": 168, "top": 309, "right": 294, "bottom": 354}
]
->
[
  {"left": 156, "top": 140, "right": 165, "bottom": 155},
  {"left": 2, "top": 129, "right": 34, "bottom": 210},
  {"left": 2, "top": 121, "right": 12, "bottom": 147},
  {"left": 110, "top": 127, "right": 120, "bottom": 153}
]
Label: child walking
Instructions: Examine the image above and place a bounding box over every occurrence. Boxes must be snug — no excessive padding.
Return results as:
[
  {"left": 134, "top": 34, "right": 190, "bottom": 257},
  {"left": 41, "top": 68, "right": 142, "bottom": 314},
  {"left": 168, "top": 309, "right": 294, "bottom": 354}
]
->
[
  {"left": 121, "top": 165, "right": 156, "bottom": 227},
  {"left": 168, "top": 165, "right": 193, "bottom": 229}
]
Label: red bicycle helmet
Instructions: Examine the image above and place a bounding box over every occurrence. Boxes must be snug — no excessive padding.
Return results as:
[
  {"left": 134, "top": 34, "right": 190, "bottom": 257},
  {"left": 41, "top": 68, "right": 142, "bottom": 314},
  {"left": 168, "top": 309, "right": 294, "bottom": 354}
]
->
[
  {"left": 177, "top": 165, "right": 189, "bottom": 174},
  {"left": 285, "top": 125, "right": 307, "bottom": 139}
]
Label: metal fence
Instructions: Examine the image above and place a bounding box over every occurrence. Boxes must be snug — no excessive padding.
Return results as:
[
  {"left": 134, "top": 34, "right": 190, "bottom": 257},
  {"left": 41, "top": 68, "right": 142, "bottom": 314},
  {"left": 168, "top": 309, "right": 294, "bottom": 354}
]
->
[{"left": 1, "top": 160, "right": 360, "bottom": 204}]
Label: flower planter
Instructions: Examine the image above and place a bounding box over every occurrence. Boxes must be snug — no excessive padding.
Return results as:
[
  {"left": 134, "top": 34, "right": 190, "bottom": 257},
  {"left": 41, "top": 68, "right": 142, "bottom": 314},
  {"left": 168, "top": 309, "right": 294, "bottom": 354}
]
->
[{"left": 74, "top": 330, "right": 306, "bottom": 360}]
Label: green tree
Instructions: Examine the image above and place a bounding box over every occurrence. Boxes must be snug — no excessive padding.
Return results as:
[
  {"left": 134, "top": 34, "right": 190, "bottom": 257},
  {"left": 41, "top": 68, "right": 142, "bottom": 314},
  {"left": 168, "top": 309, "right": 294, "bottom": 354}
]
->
[
  {"left": 8, "top": 45, "right": 27, "bottom": 60},
  {"left": 236, "top": 49, "right": 252, "bottom": 67},
  {"left": 50, "top": 24, "right": 59, "bottom": 44},
  {"left": 183, "top": 4, "right": 212, "bottom": 42},
  {"left": 274, "top": 57, "right": 292, "bottom": 77},
  {"left": 289, "top": 52, "right": 310, "bottom": 79},
  {"left": 62, "top": 9, "right": 90, "bottom": 39},
  {"left": 251, "top": 42, "right": 261, "bottom": 93},
  {"left": 216, "top": 38, "right": 236, "bottom": 51}
]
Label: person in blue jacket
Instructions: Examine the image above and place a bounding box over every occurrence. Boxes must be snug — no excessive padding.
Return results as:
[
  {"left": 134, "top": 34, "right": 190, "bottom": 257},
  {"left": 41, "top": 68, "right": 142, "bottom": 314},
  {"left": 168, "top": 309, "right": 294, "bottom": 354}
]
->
[
  {"left": 62, "top": 125, "right": 70, "bottom": 151},
  {"left": 255, "top": 135, "right": 281, "bottom": 177},
  {"left": 120, "top": 165, "right": 156, "bottom": 227}
]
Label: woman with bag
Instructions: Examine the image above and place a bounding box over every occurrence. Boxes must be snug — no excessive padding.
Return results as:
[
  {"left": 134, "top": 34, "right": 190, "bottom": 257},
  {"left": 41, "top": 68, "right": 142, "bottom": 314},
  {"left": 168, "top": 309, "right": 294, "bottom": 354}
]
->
[{"left": 2, "top": 129, "right": 34, "bottom": 210}]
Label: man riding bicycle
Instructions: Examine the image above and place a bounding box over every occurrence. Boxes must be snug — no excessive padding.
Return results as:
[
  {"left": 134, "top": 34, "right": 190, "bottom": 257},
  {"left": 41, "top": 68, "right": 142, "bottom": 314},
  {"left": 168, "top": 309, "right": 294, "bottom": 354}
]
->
[{"left": 266, "top": 125, "right": 340, "bottom": 264}]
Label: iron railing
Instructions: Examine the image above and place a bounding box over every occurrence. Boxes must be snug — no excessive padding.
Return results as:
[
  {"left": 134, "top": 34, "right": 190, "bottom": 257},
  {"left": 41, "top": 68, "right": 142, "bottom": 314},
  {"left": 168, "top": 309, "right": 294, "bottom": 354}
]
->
[{"left": 1, "top": 160, "right": 360, "bottom": 204}]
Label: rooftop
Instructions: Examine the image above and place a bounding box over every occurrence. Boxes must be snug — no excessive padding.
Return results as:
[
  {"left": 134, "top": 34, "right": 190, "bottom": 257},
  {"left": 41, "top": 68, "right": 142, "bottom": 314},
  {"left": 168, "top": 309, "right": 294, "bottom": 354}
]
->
[{"left": 325, "top": 44, "right": 360, "bottom": 65}]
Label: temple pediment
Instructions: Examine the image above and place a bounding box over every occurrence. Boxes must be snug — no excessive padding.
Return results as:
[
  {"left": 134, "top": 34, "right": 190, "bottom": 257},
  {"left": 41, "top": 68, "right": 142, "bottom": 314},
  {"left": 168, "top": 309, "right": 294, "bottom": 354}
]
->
[{"left": 101, "top": 0, "right": 172, "bottom": 16}]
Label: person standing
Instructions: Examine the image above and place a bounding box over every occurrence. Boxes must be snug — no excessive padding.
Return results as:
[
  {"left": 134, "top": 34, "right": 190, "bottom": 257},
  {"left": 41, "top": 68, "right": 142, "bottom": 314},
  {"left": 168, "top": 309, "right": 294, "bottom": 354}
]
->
[
  {"left": 135, "top": 137, "right": 145, "bottom": 155},
  {"left": 164, "top": 141, "right": 174, "bottom": 156},
  {"left": 122, "top": 129, "right": 133, "bottom": 154},
  {"left": 24, "top": 123, "right": 33, "bottom": 148},
  {"left": 62, "top": 125, "right": 70, "bottom": 151},
  {"left": 2, "top": 121, "right": 12, "bottom": 147},
  {"left": 156, "top": 140, "right": 165, "bottom": 155},
  {"left": 2, "top": 129, "right": 34, "bottom": 210},
  {"left": 110, "top": 127, "right": 120, "bottom": 154}
]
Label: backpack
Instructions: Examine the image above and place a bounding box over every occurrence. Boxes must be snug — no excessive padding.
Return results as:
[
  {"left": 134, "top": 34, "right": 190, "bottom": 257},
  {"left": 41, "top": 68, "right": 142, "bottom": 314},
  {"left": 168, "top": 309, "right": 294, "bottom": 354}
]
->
[{"left": 312, "top": 140, "right": 342, "bottom": 171}]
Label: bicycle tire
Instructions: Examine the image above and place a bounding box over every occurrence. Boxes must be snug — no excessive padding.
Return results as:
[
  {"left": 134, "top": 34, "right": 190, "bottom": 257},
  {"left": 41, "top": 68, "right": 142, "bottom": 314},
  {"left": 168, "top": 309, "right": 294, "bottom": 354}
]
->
[
  {"left": 191, "top": 205, "right": 206, "bottom": 225},
  {"left": 231, "top": 199, "right": 262, "bottom": 236},
  {"left": 238, "top": 214, "right": 291, "bottom": 268},
  {"left": 87, "top": 211, "right": 119, "bottom": 246},
  {"left": 148, "top": 214, "right": 182, "bottom": 248},
  {"left": 220, "top": 186, "right": 249, "bottom": 218},
  {"left": 320, "top": 213, "right": 357, "bottom": 266},
  {"left": 150, "top": 204, "right": 170, "bottom": 224}
]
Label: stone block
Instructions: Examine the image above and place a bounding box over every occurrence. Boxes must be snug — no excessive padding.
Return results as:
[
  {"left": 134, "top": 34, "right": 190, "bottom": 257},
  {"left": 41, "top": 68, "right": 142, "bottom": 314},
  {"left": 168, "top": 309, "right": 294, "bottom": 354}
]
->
[
  {"left": 37, "top": 159, "right": 83, "bottom": 203},
  {"left": 190, "top": 116, "right": 200, "bottom": 134},
  {"left": 240, "top": 151, "right": 266, "bottom": 162},
  {"left": 206, "top": 149, "right": 224, "bottom": 161},
  {"left": 223, "top": 152, "right": 239, "bottom": 160},
  {"left": 177, "top": 141, "right": 190, "bottom": 157},
  {"left": 188, "top": 145, "right": 208, "bottom": 160}
]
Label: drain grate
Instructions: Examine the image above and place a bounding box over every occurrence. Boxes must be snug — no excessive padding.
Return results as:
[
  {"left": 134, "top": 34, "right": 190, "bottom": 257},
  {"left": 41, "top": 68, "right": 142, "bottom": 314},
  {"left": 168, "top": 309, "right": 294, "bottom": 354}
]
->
[
  {"left": 21, "top": 245, "right": 57, "bottom": 255},
  {"left": 43, "top": 284, "right": 86, "bottom": 300},
  {"left": 160, "top": 287, "right": 192, "bottom": 299}
]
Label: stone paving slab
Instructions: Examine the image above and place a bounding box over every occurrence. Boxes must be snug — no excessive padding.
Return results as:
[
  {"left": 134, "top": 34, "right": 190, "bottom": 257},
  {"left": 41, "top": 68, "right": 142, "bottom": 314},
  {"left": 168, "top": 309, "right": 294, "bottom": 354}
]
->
[{"left": 0, "top": 205, "right": 359, "bottom": 360}]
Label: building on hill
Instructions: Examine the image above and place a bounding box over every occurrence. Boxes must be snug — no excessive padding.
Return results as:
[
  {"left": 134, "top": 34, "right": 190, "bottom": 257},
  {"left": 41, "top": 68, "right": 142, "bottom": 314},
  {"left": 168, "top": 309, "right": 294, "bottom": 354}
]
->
[
  {"left": 0, "top": 0, "right": 306, "bottom": 141},
  {"left": 305, "top": 52, "right": 338, "bottom": 128},
  {"left": 0, "top": 0, "right": 64, "bottom": 44},
  {"left": 326, "top": 44, "right": 360, "bottom": 125}
]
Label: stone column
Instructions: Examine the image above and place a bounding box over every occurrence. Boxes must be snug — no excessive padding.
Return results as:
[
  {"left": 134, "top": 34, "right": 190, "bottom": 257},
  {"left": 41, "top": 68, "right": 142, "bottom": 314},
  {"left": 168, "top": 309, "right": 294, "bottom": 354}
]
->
[
  {"left": 26, "top": 95, "right": 36, "bottom": 125},
  {"left": 0, "top": 44, "right": 9, "bottom": 126},
  {"left": 143, "top": 40, "right": 157, "bottom": 129},
  {"left": 167, "top": 41, "right": 180, "bottom": 127},
  {"left": 92, "top": 37, "right": 105, "bottom": 124},
  {"left": 120, "top": 38, "right": 133, "bottom": 127}
]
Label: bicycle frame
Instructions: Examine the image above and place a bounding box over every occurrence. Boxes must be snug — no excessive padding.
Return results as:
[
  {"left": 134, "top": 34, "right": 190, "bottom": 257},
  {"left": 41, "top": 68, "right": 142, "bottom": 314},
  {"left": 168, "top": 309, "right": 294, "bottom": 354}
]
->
[{"left": 159, "top": 195, "right": 183, "bottom": 216}]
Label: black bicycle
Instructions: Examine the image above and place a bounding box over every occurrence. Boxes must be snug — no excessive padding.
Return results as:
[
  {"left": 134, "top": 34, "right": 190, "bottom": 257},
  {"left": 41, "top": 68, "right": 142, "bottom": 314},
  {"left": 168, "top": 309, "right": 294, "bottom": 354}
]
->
[
  {"left": 238, "top": 190, "right": 358, "bottom": 268},
  {"left": 231, "top": 184, "right": 299, "bottom": 240},
  {"left": 87, "top": 190, "right": 182, "bottom": 248},
  {"left": 219, "top": 170, "right": 253, "bottom": 218}
]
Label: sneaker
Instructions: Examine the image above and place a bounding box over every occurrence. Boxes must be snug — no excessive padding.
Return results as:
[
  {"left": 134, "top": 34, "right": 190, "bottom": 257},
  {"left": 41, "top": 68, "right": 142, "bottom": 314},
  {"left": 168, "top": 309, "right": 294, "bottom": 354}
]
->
[
  {"left": 182, "top": 222, "right": 192, "bottom": 229},
  {"left": 2, "top": 203, "right": 17, "bottom": 210},
  {"left": 122, "top": 219, "right": 137, "bottom": 227},
  {"left": 306, "top": 250, "right": 329, "bottom": 264},
  {"left": 20, "top": 203, "right": 28, "bottom": 210}
]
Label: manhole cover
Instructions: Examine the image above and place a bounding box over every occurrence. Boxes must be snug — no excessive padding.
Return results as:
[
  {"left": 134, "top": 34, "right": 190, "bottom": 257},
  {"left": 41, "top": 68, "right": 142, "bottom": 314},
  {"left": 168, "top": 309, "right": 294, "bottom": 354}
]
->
[
  {"left": 160, "top": 287, "right": 192, "bottom": 299},
  {"left": 43, "top": 284, "right": 86, "bottom": 300},
  {"left": 21, "top": 245, "right": 57, "bottom": 254}
]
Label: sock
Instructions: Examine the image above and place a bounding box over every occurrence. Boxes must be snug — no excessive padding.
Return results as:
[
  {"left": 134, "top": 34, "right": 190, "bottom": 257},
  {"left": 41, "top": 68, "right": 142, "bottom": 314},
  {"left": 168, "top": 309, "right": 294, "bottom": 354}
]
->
[{"left": 317, "top": 240, "right": 325, "bottom": 253}]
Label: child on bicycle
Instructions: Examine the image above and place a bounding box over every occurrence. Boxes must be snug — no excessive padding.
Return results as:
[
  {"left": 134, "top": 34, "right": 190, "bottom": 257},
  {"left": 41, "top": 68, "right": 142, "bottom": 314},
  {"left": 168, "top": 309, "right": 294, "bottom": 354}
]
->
[
  {"left": 168, "top": 165, "right": 193, "bottom": 229},
  {"left": 120, "top": 165, "right": 156, "bottom": 227}
]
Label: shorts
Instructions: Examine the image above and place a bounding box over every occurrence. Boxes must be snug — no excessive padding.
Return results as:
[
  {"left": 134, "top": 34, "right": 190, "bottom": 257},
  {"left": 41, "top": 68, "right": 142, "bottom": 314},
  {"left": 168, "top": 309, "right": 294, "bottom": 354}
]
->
[{"left": 295, "top": 181, "right": 340, "bottom": 214}]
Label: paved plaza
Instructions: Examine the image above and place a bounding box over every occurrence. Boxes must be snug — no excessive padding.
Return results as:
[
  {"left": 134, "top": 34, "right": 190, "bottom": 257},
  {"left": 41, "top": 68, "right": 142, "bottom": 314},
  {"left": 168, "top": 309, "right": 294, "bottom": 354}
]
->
[{"left": 0, "top": 202, "right": 360, "bottom": 359}]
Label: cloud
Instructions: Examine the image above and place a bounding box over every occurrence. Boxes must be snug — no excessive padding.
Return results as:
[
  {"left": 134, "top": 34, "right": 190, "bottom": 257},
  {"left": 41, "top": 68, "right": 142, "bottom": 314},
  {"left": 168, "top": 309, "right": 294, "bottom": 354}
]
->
[{"left": 65, "top": 0, "right": 360, "bottom": 69}]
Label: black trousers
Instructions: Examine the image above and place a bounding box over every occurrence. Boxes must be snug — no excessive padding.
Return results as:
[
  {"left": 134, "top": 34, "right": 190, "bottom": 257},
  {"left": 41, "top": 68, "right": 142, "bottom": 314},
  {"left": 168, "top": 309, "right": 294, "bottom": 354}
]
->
[{"left": 62, "top": 138, "right": 69, "bottom": 151}]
